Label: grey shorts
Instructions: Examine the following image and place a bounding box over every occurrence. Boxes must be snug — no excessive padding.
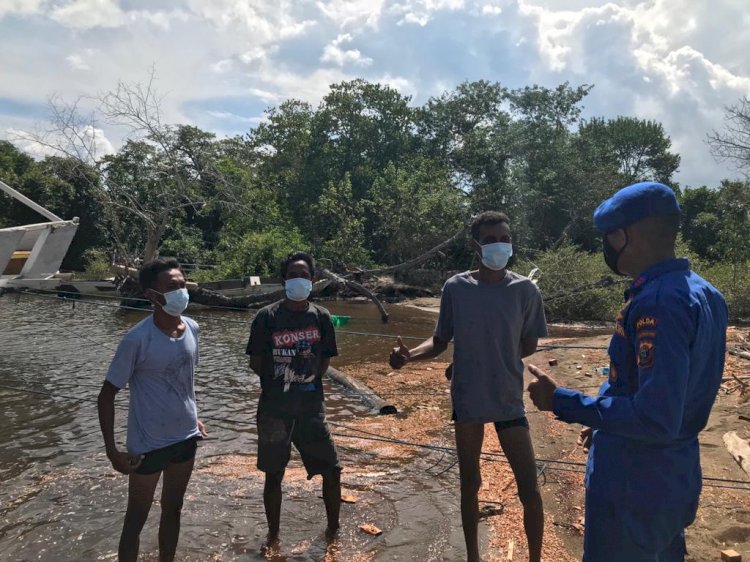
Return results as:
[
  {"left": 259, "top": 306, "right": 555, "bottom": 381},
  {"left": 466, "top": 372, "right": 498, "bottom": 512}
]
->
[{"left": 256, "top": 407, "right": 340, "bottom": 478}]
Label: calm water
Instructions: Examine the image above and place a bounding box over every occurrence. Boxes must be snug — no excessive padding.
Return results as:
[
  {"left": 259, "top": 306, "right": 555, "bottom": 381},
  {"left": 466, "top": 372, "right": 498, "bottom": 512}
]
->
[{"left": 0, "top": 294, "right": 474, "bottom": 561}]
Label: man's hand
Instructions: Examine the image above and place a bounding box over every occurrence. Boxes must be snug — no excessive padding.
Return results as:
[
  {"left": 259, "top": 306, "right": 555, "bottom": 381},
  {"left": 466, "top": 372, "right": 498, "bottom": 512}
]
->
[
  {"left": 107, "top": 449, "right": 144, "bottom": 475},
  {"left": 526, "top": 364, "right": 559, "bottom": 412},
  {"left": 198, "top": 419, "right": 208, "bottom": 438},
  {"left": 577, "top": 427, "right": 593, "bottom": 453},
  {"left": 389, "top": 336, "right": 411, "bottom": 369}
]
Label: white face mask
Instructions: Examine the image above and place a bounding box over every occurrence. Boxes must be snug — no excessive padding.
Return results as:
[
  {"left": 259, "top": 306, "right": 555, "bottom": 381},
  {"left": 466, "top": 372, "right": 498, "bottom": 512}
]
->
[
  {"left": 285, "top": 278, "right": 313, "bottom": 301},
  {"left": 159, "top": 288, "right": 189, "bottom": 316},
  {"left": 480, "top": 242, "right": 513, "bottom": 271}
]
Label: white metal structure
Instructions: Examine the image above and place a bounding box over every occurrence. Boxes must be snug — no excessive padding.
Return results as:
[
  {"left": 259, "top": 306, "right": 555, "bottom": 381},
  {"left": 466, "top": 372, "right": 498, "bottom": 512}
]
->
[{"left": 0, "top": 179, "right": 79, "bottom": 290}]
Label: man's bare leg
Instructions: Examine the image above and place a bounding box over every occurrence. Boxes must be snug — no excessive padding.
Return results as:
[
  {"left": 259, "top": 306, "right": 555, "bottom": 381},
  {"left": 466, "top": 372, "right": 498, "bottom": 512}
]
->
[
  {"left": 263, "top": 470, "right": 285, "bottom": 547},
  {"left": 158, "top": 456, "right": 195, "bottom": 562},
  {"left": 120, "top": 471, "right": 161, "bottom": 562},
  {"left": 497, "top": 425, "right": 544, "bottom": 562},
  {"left": 455, "top": 422, "right": 486, "bottom": 562},
  {"left": 322, "top": 469, "right": 341, "bottom": 538}
]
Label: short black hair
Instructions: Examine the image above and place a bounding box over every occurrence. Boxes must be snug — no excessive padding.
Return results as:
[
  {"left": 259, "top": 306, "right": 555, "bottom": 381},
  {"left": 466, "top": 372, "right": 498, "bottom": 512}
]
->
[
  {"left": 281, "top": 251, "right": 315, "bottom": 279},
  {"left": 138, "top": 258, "right": 182, "bottom": 291},
  {"left": 470, "top": 211, "right": 511, "bottom": 240}
]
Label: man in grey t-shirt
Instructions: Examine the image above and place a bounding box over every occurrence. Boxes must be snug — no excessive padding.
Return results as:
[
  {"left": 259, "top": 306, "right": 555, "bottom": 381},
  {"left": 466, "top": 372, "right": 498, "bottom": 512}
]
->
[
  {"left": 389, "top": 211, "right": 548, "bottom": 562},
  {"left": 97, "top": 258, "right": 206, "bottom": 562}
]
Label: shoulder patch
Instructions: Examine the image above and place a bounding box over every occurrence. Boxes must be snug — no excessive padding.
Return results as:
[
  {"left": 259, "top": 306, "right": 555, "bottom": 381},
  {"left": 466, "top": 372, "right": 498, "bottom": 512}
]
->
[
  {"left": 636, "top": 316, "right": 658, "bottom": 331},
  {"left": 637, "top": 340, "right": 655, "bottom": 369}
]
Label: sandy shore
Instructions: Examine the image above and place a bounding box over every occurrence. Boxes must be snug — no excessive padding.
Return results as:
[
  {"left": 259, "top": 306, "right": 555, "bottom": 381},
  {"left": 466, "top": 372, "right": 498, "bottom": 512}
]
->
[{"left": 337, "top": 327, "right": 750, "bottom": 562}]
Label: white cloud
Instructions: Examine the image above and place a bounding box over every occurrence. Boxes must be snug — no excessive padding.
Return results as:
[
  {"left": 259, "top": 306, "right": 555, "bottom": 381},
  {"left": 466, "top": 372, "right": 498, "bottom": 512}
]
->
[
  {"left": 321, "top": 33, "right": 373, "bottom": 67},
  {"left": 248, "top": 87, "right": 280, "bottom": 104},
  {"left": 391, "top": 0, "right": 466, "bottom": 26},
  {"left": 65, "top": 48, "right": 96, "bottom": 71},
  {"left": 65, "top": 54, "right": 89, "bottom": 71},
  {"left": 316, "top": 0, "right": 385, "bottom": 29},
  {"left": 186, "top": 0, "right": 316, "bottom": 43},
  {"left": 0, "top": 0, "right": 46, "bottom": 18},
  {"left": 5, "top": 125, "right": 115, "bottom": 161},
  {"left": 50, "top": 0, "right": 124, "bottom": 29},
  {"left": 1, "top": 0, "right": 749, "bottom": 188},
  {"left": 211, "top": 59, "right": 233, "bottom": 74}
]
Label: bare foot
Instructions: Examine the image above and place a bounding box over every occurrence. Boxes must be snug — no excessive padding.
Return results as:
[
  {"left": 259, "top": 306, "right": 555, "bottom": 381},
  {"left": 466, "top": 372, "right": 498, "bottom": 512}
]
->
[
  {"left": 325, "top": 525, "right": 340, "bottom": 543},
  {"left": 261, "top": 534, "right": 284, "bottom": 561}
]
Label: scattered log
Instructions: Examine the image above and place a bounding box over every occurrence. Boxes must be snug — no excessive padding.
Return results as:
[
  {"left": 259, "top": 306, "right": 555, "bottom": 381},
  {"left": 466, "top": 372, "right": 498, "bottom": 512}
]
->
[
  {"left": 320, "top": 268, "right": 389, "bottom": 323},
  {"left": 346, "top": 222, "right": 470, "bottom": 279},
  {"left": 723, "top": 431, "right": 750, "bottom": 477},
  {"left": 729, "top": 348, "right": 750, "bottom": 361},
  {"left": 111, "top": 263, "right": 332, "bottom": 309},
  {"left": 326, "top": 366, "right": 397, "bottom": 415}
]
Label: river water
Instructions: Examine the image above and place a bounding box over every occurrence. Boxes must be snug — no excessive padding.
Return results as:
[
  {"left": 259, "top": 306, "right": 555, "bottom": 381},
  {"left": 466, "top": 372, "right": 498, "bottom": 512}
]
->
[{"left": 0, "top": 294, "right": 476, "bottom": 561}]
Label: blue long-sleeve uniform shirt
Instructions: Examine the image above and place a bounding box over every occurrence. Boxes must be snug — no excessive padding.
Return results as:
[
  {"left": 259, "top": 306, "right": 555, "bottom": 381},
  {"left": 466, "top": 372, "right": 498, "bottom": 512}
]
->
[{"left": 553, "top": 259, "right": 727, "bottom": 509}]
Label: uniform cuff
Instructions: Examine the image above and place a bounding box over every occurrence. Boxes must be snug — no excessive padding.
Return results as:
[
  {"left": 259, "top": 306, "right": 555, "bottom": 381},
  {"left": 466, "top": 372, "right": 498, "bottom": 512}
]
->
[{"left": 552, "top": 387, "right": 582, "bottom": 424}]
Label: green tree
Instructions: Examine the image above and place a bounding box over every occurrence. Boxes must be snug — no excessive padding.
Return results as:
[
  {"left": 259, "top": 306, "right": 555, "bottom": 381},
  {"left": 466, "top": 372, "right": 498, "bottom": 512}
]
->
[
  {"left": 368, "top": 159, "right": 467, "bottom": 264},
  {"left": 313, "top": 173, "right": 369, "bottom": 268}
]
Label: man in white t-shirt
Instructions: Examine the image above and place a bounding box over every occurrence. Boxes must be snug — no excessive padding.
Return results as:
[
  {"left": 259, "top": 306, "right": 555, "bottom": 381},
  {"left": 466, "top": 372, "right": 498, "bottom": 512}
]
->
[{"left": 97, "top": 258, "right": 206, "bottom": 562}]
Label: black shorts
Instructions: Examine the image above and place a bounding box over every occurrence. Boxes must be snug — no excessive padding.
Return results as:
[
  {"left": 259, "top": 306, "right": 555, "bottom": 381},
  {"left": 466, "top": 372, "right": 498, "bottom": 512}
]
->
[
  {"left": 494, "top": 416, "right": 529, "bottom": 432},
  {"left": 451, "top": 412, "right": 530, "bottom": 432},
  {"left": 134, "top": 437, "right": 198, "bottom": 475},
  {"left": 256, "top": 407, "right": 340, "bottom": 478}
]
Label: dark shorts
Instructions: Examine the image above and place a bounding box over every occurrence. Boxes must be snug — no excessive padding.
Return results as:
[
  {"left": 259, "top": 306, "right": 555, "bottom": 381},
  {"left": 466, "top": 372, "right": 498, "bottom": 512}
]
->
[
  {"left": 256, "top": 407, "right": 340, "bottom": 478},
  {"left": 134, "top": 437, "right": 198, "bottom": 475},
  {"left": 451, "top": 411, "right": 530, "bottom": 432},
  {"left": 494, "top": 416, "right": 529, "bottom": 432}
]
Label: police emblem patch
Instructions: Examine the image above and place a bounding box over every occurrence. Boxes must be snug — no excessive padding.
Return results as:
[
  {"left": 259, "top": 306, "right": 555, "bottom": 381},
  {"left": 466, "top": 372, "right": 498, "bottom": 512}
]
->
[
  {"left": 636, "top": 316, "right": 657, "bottom": 331},
  {"left": 637, "top": 340, "right": 655, "bottom": 368}
]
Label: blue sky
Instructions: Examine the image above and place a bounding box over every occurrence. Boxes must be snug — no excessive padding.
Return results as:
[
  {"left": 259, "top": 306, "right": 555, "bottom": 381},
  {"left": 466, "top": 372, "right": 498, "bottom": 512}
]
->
[{"left": 1, "top": 0, "right": 749, "bottom": 187}]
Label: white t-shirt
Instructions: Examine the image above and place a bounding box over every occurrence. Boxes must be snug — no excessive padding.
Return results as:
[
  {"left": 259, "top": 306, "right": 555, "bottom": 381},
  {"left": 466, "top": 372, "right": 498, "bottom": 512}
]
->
[{"left": 106, "top": 315, "right": 200, "bottom": 455}]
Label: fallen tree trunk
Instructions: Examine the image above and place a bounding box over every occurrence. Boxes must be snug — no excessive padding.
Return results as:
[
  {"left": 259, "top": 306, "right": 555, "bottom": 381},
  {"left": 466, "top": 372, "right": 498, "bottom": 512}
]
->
[
  {"left": 346, "top": 222, "right": 469, "bottom": 279},
  {"left": 723, "top": 431, "right": 750, "bottom": 477},
  {"left": 326, "top": 366, "right": 397, "bottom": 415},
  {"left": 320, "top": 268, "right": 389, "bottom": 323}
]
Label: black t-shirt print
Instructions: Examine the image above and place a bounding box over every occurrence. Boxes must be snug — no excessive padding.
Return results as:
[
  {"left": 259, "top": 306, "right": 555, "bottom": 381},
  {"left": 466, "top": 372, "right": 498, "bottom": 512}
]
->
[{"left": 246, "top": 300, "right": 338, "bottom": 412}]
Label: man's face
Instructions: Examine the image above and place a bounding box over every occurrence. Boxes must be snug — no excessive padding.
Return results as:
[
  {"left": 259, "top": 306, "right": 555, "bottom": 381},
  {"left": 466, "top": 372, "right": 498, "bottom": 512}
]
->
[
  {"left": 147, "top": 268, "right": 186, "bottom": 304},
  {"left": 286, "top": 260, "right": 312, "bottom": 281},
  {"left": 472, "top": 222, "right": 512, "bottom": 252}
]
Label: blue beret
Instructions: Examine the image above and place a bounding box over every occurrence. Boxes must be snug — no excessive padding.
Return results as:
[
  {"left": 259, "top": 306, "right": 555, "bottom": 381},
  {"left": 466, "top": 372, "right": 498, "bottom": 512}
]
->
[{"left": 593, "top": 182, "right": 680, "bottom": 233}]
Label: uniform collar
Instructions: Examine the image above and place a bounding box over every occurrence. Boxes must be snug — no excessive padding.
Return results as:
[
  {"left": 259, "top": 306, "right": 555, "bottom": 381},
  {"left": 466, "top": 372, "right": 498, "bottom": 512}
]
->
[{"left": 626, "top": 258, "right": 689, "bottom": 299}]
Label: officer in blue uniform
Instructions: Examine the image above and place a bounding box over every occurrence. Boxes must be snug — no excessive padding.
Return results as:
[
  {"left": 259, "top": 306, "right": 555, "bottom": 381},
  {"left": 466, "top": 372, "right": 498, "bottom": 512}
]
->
[{"left": 527, "top": 182, "right": 728, "bottom": 562}]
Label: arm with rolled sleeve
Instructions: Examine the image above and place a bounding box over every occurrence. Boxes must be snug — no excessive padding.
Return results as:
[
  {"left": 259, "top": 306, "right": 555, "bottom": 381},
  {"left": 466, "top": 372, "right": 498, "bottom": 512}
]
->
[{"left": 552, "top": 300, "right": 693, "bottom": 444}]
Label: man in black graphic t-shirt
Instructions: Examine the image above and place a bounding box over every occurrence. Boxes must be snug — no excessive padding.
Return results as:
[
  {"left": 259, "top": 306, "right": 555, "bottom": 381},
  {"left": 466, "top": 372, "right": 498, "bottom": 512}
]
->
[{"left": 246, "top": 252, "right": 340, "bottom": 550}]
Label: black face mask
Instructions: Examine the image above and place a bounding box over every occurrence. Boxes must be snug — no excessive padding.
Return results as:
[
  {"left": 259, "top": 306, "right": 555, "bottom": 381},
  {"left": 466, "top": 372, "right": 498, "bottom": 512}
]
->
[{"left": 603, "top": 232, "right": 627, "bottom": 276}]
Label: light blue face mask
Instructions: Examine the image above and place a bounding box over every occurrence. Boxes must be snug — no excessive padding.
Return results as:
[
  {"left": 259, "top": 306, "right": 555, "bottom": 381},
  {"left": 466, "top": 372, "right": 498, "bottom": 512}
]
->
[
  {"left": 160, "top": 288, "right": 189, "bottom": 317},
  {"left": 285, "top": 278, "right": 313, "bottom": 301},
  {"left": 480, "top": 242, "right": 513, "bottom": 271}
]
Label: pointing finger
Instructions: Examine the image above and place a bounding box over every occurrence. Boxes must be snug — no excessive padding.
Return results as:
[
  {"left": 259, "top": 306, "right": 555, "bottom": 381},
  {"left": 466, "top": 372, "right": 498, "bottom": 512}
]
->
[{"left": 528, "top": 364, "right": 544, "bottom": 379}]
